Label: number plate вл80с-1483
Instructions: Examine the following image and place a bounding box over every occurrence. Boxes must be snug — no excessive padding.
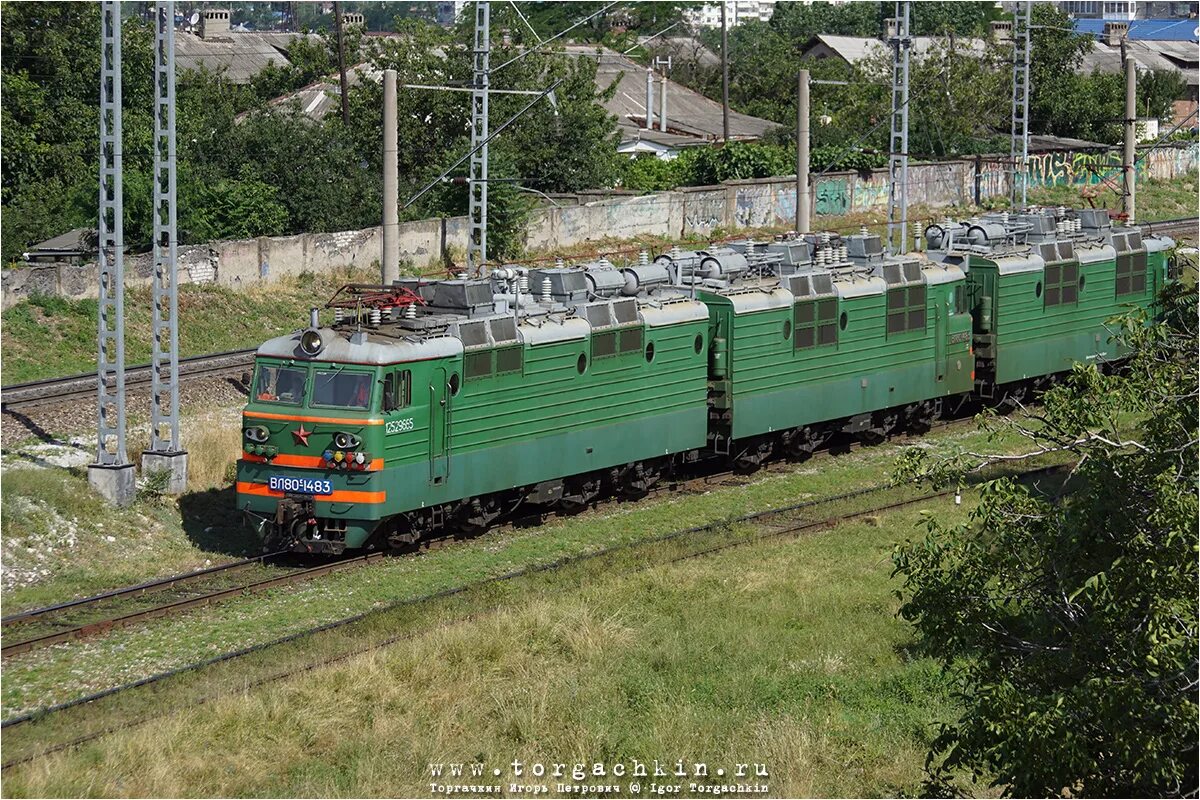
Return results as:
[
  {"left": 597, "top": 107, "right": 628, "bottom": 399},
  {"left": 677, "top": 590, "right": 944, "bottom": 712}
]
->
[{"left": 268, "top": 475, "right": 333, "bottom": 496}]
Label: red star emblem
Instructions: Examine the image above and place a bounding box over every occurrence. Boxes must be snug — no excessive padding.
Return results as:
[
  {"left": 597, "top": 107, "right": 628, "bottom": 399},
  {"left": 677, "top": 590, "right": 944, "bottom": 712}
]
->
[{"left": 291, "top": 424, "right": 311, "bottom": 446}]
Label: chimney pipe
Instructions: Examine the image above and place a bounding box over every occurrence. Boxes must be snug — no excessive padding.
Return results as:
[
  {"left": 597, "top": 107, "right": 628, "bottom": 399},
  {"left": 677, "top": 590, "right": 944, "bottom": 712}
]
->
[
  {"left": 659, "top": 74, "right": 668, "bottom": 132},
  {"left": 645, "top": 68, "right": 655, "bottom": 130}
]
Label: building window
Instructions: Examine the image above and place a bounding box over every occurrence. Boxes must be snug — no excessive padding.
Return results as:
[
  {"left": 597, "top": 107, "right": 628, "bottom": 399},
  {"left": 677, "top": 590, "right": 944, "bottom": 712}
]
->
[
  {"left": 886, "top": 285, "right": 926, "bottom": 335},
  {"left": 794, "top": 298, "right": 837, "bottom": 350}
]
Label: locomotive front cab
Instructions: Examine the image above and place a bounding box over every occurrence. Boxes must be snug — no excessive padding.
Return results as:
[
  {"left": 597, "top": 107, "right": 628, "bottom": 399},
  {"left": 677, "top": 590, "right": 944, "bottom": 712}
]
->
[{"left": 236, "top": 315, "right": 461, "bottom": 555}]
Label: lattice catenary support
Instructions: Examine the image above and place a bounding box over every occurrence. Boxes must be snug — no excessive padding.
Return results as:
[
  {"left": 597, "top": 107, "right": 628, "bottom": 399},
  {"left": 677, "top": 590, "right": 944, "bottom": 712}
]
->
[
  {"left": 467, "top": 1, "right": 490, "bottom": 275},
  {"left": 1010, "top": 1, "right": 1032, "bottom": 210},
  {"left": 142, "top": 0, "right": 188, "bottom": 494},
  {"left": 886, "top": 1, "right": 911, "bottom": 256},
  {"left": 89, "top": 0, "right": 136, "bottom": 506}
]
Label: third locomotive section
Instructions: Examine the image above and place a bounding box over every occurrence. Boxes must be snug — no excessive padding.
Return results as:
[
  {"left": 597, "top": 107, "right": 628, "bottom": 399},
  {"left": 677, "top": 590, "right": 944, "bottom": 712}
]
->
[{"left": 235, "top": 206, "right": 1173, "bottom": 553}]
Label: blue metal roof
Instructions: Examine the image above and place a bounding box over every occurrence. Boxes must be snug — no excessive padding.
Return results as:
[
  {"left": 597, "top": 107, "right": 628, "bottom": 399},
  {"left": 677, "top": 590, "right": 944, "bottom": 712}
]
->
[{"left": 1073, "top": 18, "right": 1200, "bottom": 41}]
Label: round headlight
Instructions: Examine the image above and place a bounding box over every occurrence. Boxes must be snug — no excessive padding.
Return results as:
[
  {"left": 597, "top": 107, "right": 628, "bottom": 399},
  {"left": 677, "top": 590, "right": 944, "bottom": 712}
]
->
[
  {"left": 244, "top": 426, "right": 269, "bottom": 443},
  {"left": 300, "top": 328, "right": 323, "bottom": 356}
]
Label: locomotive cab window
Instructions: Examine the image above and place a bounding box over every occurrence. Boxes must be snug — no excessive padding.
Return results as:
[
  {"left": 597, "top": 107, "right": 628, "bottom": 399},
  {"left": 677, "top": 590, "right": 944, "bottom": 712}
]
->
[
  {"left": 312, "top": 369, "right": 372, "bottom": 410},
  {"left": 254, "top": 364, "right": 306, "bottom": 405},
  {"left": 382, "top": 370, "right": 411, "bottom": 412},
  {"left": 794, "top": 298, "right": 837, "bottom": 350}
]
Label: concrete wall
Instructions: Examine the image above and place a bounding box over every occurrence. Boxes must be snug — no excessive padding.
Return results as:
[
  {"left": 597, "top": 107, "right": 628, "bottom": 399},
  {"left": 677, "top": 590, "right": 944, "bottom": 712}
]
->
[{"left": 4, "top": 143, "right": 1195, "bottom": 310}]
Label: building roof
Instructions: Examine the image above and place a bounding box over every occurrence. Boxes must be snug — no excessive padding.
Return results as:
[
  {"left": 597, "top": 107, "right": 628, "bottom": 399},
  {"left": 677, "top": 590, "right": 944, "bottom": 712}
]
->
[
  {"left": 175, "top": 30, "right": 312, "bottom": 83},
  {"left": 1073, "top": 18, "right": 1200, "bottom": 41},
  {"left": 799, "top": 33, "right": 990, "bottom": 65},
  {"left": 564, "top": 45, "right": 779, "bottom": 147},
  {"left": 27, "top": 228, "right": 94, "bottom": 255},
  {"left": 1080, "top": 39, "right": 1199, "bottom": 87}
]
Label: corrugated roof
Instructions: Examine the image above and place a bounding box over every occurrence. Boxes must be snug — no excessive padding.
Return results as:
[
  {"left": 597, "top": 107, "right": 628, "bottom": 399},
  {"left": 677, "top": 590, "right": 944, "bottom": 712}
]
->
[
  {"left": 1080, "top": 39, "right": 1199, "bottom": 87},
  {"left": 175, "top": 31, "right": 317, "bottom": 83},
  {"left": 802, "top": 33, "right": 990, "bottom": 64},
  {"left": 1073, "top": 18, "right": 1199, "bottom": 42},
  {"left": 564, "top": 45, "right": 778, "bottom": 146}
]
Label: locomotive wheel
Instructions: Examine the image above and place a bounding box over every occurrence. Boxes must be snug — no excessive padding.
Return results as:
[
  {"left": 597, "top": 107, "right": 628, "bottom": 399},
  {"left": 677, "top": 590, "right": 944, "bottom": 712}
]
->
[
  {"left": 783, "top": 426, "right": 822, "bottom": 461},
  {"left": 997, "top": 383, "right": 1028, "bottom": 414},
  {"left": 733, "top": 440, "right": 773, "bottom": 474},
  {"left": 559, "top": 477, "right": 601, "bottom": 515},
  {"left": 860, "top": 411, "right": 898, "bottom": 446},
  {"left": 906, "top": 400, "right": 942, "bottom": 435}
]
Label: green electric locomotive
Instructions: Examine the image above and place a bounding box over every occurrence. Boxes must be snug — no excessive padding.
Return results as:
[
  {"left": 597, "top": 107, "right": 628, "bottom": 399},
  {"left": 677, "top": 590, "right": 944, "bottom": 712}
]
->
[
  {"left": 925, "top": 207, "right": 1173, "bottom": 406},
  {"left": 237, "top": 211, "right": 1172, "bottom": 553}
]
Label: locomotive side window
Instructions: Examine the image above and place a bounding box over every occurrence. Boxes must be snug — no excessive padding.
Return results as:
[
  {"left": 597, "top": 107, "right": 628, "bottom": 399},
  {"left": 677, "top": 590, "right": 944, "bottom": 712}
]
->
[
  {"left": 619, "top": 327, "right": 643, "bottom": 354},
  {"left": 886, "top": 286, "right": 925, "bottom": 335},
  {"left": 592, "top": 331, "right": 618, "bottom": 359},
  {"left": 496, "top": 345, "right": 523, "bottom": 375},
  {"left": 312, "top": 369, "right": 372, "bottom": 409},
  {"left": 1044, "top": 262, "right": 1080, "bottom": 307},
  {"left": 465, "top": 351, "right": 492, "bottom": 380},
  {"left": 382, "top": 370, "right": 411, "bottom": 412},
  {"left": 254, "top": 364, "right": 306, "bottom": 405},
  {"left": 794, "top": 298, "right": 837, "bottom": 351},
  {"left": 1115, "top": 251, "right": 1147, "bottom": 296}
]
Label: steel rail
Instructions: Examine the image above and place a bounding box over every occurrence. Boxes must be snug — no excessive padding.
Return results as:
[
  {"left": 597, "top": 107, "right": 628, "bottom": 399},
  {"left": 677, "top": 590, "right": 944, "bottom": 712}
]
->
[
  {"left": 1, "top": 348, "right": 256, "bottom": 411},
  {"left": 0, "top": 552, "right": 384, "bottom": 659},
  {"left": 0, "top": 550, "right": 289, "bottom": 626}
]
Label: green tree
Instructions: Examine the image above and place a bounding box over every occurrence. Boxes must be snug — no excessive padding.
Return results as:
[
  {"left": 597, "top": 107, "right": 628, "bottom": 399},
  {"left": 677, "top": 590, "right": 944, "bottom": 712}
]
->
[{"left": 892, "top": 283, "right": 1199, "bottom": 796}]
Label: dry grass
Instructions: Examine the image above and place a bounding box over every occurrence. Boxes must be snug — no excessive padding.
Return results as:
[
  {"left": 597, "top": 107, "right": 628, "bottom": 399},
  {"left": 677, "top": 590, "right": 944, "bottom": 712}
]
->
[{"left": 2, "top": 505, "right": 961, "bottom": 798}]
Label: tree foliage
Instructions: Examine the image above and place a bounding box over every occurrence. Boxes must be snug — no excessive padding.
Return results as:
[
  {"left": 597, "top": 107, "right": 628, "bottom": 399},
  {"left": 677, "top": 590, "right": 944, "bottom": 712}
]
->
[
  {"left": 892, "top": 284, "right": 1199, "bottom": 796},
  {"left": 0, "top": 3, "right": 622, "bottom": 265}
]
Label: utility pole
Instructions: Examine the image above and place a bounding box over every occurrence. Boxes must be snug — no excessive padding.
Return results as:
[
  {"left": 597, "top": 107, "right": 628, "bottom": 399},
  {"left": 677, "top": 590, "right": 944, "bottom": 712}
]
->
[
  {"left": 142, "top": 0, "right": 187, "bottom": 494},
  {"left": 1123, "top": 56, "right": 1136, "bottom": 222},
  {"left": 90, "top": 0, "right": 135, "bottom": 506},
  {"left": 382, "top": 68, "right": 399, "bottom": 284},
  {"left": 1009, "top": 1, "right": 1031, "bottom": 210},
  {"left": 886, "top": 1, "right": 911, "bottom": 255},
  {"left": 468, "top": 1, "right": 490, "bottom": 275},
  {"left": 796, "top": 69, "right": 810, "bottom": 235},
  {"left": 721, "top": 1, "right": 730, "bottom": 142},
  {"left": 333, "top": 1, "right": 350, "bottom": 125}
]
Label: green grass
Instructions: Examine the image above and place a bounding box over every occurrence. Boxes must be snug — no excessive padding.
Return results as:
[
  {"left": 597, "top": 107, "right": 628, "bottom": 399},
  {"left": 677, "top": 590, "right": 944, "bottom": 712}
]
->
[{"left": 0, "top": 499, "right": 966, "bottom": 798}]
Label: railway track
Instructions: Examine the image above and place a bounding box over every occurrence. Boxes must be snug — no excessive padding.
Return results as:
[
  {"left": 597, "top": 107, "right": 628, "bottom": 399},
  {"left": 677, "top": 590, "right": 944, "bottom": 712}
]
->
[
  {"left": 0, "top": 551, "right": 382, "bottom": 659},
  {"left": 0, "top": 461, "right": 1067, "bottom": 770},
  {"left": 0, "top": 348, "right": 255, "bottom": 412}
]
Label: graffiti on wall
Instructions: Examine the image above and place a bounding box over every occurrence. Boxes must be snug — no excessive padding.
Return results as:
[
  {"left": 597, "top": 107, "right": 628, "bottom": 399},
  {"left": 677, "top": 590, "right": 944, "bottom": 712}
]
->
[
  {"left": 1026, "top": 144, "right": 1199, "bottom": 189},
  {"left": 814, "top": 178, "right": 849, "bottom": 215}
]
